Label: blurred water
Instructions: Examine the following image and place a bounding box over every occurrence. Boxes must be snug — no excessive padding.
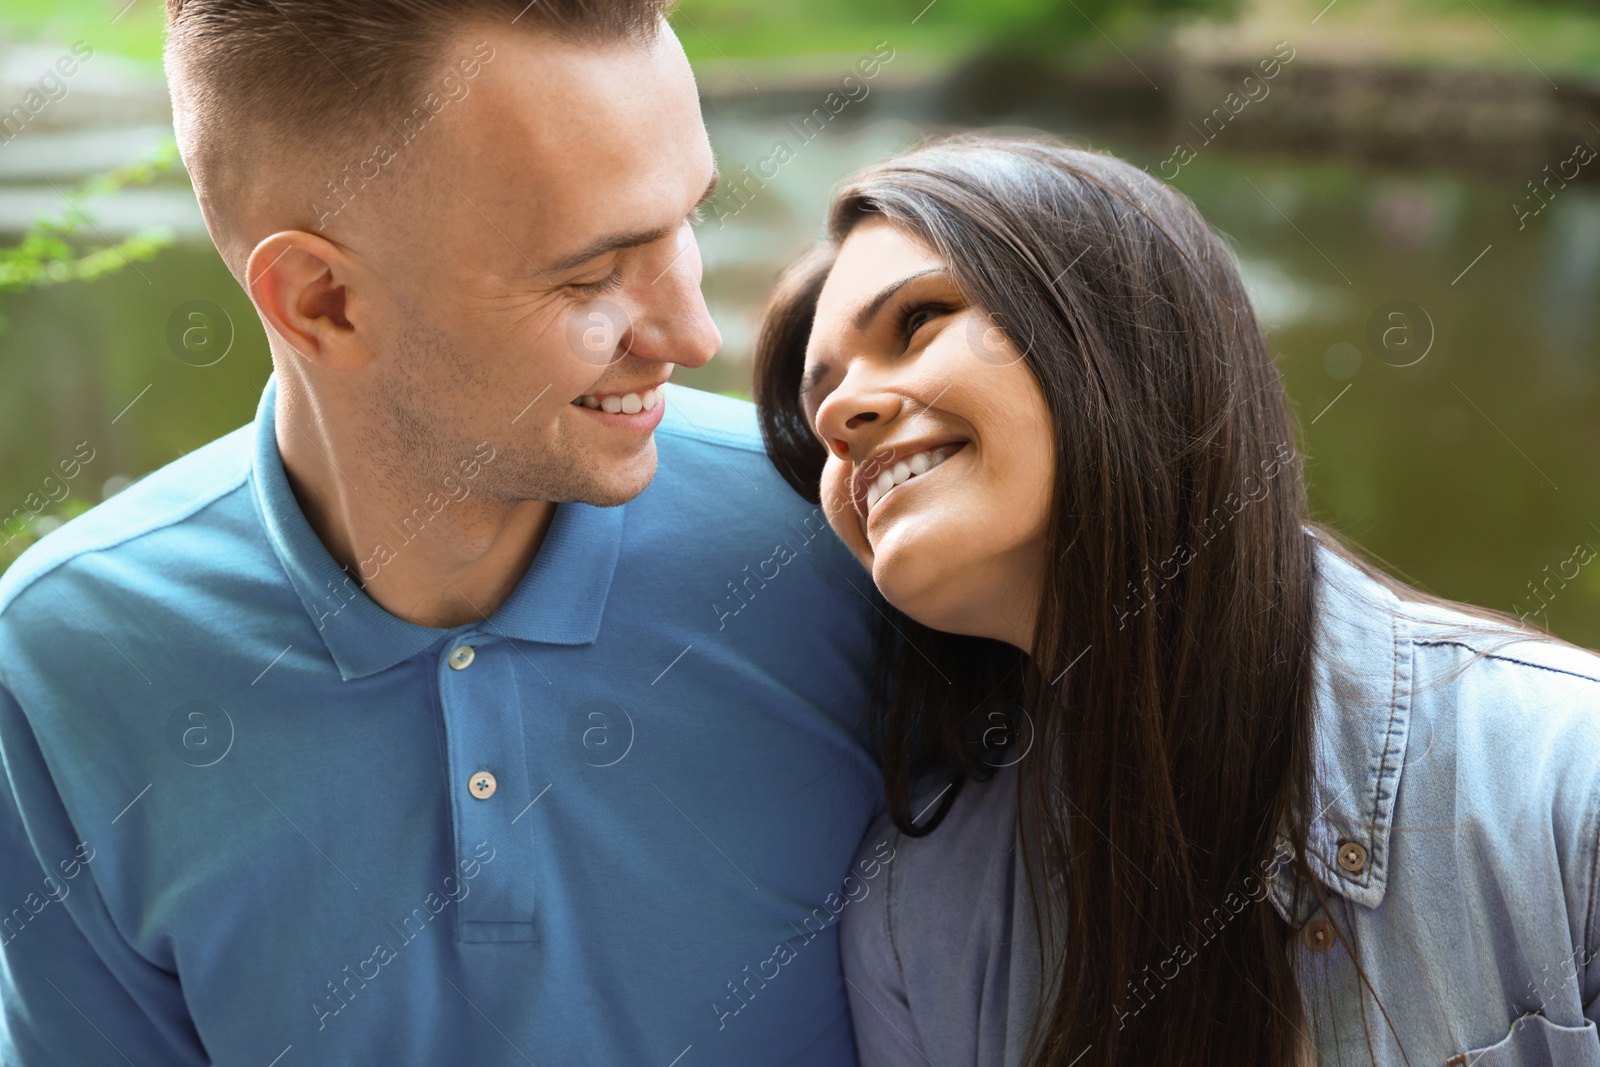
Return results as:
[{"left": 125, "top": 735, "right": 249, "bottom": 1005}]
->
[{"left": 3, "top": 89, "right": 1597, "bottom": 646}]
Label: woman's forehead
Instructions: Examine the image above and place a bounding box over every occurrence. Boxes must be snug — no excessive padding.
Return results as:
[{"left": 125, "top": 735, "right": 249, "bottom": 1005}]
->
[{"left": 809, "top": 221, "right": 944, "bottom": 343}]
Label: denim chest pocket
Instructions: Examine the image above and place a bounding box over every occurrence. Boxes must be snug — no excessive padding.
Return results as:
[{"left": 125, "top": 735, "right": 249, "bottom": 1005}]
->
[{"left": 1456, "top": 1013, "right": 1600, "bottom": 1067}]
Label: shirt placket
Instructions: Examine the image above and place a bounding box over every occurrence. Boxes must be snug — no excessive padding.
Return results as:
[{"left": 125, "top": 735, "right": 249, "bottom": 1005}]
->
[{"left": 438, "top": 633, "right": 541, "bottom": 944}]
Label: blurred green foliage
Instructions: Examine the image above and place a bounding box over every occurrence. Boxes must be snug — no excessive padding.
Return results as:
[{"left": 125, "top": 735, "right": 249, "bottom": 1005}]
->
[
  {"left": 0, "top": 138, "right": 180, "bottom": 568},
  {"left": 0, "top": 496, "right": 95, "bottom": 573},
  {"left": 669, "top": 0, "right": 1238, "bottom": 59},
  {"left": 0, "top": 139, "right": 180, "bottom": 328},
  {"left": 0, "top": 0, "right": 1597, "bottom": 74},
  {"left": 0, "top": 0, "right": 166, "bottom": 62}
]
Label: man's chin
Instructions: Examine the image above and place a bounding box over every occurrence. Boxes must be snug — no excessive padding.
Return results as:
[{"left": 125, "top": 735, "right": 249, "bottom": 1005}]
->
[{"left": 575, "top": 453, "right": 658, "bottom": 508}]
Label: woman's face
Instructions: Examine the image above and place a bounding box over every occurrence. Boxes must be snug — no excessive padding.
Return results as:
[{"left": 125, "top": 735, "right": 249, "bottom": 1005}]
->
[{"left": 801, "top": 217, "right": 1056, "bottom": 652}]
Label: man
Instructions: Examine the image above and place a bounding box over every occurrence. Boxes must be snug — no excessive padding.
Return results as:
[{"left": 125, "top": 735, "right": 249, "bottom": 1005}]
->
[{"left": 0, "top": 1, "right": 884, "bottom": 1063}]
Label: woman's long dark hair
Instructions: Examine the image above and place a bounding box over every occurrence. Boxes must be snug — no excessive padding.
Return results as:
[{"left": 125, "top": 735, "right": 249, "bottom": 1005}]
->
[{"left": 757, "top": 133, "right": 1333, "bottom": 1067}]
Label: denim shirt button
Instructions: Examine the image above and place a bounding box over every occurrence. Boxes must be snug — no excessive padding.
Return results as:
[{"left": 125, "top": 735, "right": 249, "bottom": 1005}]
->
[
  {"left": 1336, "top": 840, "right": 1368, "bottom": 875},
  {"left": 1303, "top": 918, "right": 1336, "bottom": 952}
]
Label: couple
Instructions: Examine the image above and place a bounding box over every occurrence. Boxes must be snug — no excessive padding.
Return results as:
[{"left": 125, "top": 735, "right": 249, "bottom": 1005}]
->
[{"left": 0, "top": 2, "right": 1597, "bottom": 1066}]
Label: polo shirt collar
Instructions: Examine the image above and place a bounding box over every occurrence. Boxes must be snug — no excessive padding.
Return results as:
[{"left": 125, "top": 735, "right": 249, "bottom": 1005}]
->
[
  {"left": 249, "top": 373, "right": 624, "bottom": 681},
  {"left": 1268, "top": 534, "right": 1413, "bottom": 922}
]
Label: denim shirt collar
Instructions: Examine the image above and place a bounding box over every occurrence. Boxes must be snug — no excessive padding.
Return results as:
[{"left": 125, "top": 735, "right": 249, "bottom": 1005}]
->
[
  {"left": 1266, "top": 537, "right": 1414, "bottom": 924},
  {"left": 249, "top": 373, "right": 625, "bottom": 681}
]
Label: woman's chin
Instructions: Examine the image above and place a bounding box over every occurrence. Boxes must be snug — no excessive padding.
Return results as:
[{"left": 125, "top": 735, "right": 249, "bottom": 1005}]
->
[
  {"left": 871, "top": 558, "right": 962, "bottom": 632},
  {"left": 870, "top": 545, "right": 1035, "bottom": 649}
]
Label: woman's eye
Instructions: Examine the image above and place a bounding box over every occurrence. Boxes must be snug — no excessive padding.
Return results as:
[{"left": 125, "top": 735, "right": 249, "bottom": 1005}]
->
[
  {"left": 896, "top": 302, "right": 952, "bottom": 344},
  {"left": 572, "top": 267, "right": 622, "bottom": 295}
]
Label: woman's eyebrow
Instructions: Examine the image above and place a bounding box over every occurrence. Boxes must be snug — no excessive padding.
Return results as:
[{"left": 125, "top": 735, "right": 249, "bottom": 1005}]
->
[
  {"left": 799, "top": 362, "right": 830, "bottom": 412},
  {"left": 801, "top": 266, "right": 951, "bottom": 417},
  {"left": 850, "top": 266, "right": 948, "bottom": 332}
]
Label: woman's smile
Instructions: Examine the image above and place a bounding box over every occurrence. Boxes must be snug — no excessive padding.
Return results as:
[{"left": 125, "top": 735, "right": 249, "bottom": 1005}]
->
[{"left": 853, "top": 439, "right": 967, "bottom": 526}]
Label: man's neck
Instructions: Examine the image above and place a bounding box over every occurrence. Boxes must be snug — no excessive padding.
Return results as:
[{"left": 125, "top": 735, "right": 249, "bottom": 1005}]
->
[{"left": 274, "top": 392, "right": 556, "bottom": 630}]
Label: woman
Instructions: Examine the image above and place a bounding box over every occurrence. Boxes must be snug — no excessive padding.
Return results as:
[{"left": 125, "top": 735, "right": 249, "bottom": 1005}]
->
[{"left": 753, "top": 133, "right": 1600, "bottom": 1067}]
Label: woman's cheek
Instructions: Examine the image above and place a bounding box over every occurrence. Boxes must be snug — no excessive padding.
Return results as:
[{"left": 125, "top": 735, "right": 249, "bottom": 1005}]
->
[{"left": 820, "top": 463, "right": 871, "bottom": 563}]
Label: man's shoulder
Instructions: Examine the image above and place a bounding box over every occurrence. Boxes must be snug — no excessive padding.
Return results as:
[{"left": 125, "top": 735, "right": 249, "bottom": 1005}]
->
[
  {"left": 648, "top": 382, "right": 824, "bottom": 527},
  {"left": 0, "top": 422, "right": 256, "bottom": 621},
  {"left": 642, "top": 382, "right": 869, "bottom": 608},
  {"left": 654, "top": 382, "right": 766, "bottom": 455}
]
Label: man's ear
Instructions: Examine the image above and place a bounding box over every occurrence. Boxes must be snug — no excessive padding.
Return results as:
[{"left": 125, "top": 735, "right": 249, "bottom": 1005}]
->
[{"left": 246, "top": 231, "right": 370, "bottom": 371}]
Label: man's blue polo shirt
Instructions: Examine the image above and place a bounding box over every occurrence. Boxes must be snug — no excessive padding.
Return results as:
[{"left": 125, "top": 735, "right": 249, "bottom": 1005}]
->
[{"left": 0, "top": 374, "right": 885, "bottom": 1065}]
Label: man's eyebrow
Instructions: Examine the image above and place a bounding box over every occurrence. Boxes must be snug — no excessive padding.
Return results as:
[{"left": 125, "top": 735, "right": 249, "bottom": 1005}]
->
[
  {"left": 851, "top": 267, "right": 947, "bottom": 332},
  {"left": 541, "top": 168, "right": 721, "bottom": 275}
]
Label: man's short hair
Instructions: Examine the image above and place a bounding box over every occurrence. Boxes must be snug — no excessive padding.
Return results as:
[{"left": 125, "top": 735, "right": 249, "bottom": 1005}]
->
[{"left": 165, "top": 0, "right": 674, "bottom": 269}]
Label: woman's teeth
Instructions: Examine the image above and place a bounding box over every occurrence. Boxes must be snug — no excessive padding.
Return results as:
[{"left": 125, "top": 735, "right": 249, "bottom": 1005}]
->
[
  {"left": 571, "top": 386, "right": 663, "bottom": 414},
  {"left": 865, "top": 447, "right": 951, "bottom": 513}
]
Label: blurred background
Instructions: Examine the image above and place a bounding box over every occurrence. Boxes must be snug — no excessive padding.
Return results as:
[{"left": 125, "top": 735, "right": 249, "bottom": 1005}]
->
[{"left": 2, "top": 0, "right": 1599, "bottom": 643}]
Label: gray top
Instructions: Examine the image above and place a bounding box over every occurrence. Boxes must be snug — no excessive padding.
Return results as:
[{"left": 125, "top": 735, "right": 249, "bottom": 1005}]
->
[
  {"left": 840, "top": 540, "right": 1600, "bottom": 1066},
  {"left": 841, "top": 761, "right": 1045, "bottom": 1067}
]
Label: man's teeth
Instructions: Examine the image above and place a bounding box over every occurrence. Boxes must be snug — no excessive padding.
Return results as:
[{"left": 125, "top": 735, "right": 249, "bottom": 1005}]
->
[
  {"left": 865, "top": 448, "right": 950, "bottom": 512},
  {"left": 571, "top": 386, "right": 664, "bottom": 414}
]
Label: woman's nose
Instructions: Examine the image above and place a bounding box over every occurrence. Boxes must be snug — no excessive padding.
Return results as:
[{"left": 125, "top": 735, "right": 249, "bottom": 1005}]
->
[
  {"left": 826, "top": 413, "right": 878, "bottom": 460},
  {"left": 819, "top": 389, "right": 898, "bottom": 460}
]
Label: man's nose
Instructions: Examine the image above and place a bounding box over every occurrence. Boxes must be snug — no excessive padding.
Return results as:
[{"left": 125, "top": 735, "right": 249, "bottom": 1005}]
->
[{"left": 629, "top": 231, "right": 720, "bottom": 369}]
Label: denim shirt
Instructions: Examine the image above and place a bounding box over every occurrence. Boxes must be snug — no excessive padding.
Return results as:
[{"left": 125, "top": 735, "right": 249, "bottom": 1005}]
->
[{"left": 841, "top": 539, "right": 1600, "bottom": 1066}]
